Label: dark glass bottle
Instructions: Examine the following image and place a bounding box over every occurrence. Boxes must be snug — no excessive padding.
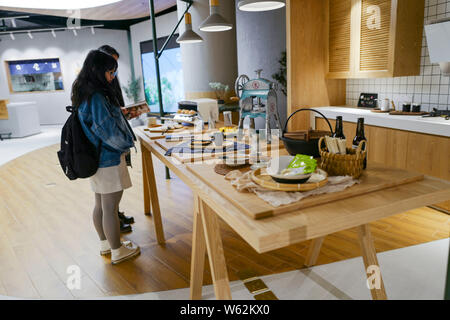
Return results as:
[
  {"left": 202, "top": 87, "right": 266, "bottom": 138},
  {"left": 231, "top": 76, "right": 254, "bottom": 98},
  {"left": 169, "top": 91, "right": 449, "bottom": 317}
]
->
[
  {"left": 353, "top": 118, "right": 367, "bottom": 169},
  {"left": 333, "top": 116, "right": 346, "bottom": 139}
]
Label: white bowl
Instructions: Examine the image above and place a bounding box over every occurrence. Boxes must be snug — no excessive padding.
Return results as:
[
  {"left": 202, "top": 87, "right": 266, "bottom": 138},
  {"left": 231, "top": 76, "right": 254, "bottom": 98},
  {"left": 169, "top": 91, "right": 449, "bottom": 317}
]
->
[{"left": 267, "top": 156, "right": 313, "bottom": 184}]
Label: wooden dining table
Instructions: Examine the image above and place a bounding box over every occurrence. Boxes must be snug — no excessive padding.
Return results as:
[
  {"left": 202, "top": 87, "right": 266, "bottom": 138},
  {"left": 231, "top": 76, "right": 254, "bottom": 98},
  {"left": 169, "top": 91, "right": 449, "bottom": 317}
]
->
[{"left": 135, "top": 126, "right": 450, "bottom": 300}]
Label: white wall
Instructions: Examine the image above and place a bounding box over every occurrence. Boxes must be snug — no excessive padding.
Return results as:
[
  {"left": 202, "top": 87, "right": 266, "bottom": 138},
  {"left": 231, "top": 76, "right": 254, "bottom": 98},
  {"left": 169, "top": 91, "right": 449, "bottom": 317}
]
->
[
  {"left": 129, "top": 11, "right": 179, "bottom": 100},
  {"left": 0, "top": 28, "right": 131, "bottom": 125},
  {"left": 347, "top": 0, "right": 450, "bottom": 111},
  {"left": 177, "top": 0, "right": 238, "bottom": 94},
  {"left": 235, "top": 2, "right": 287, "bottom": 126}
]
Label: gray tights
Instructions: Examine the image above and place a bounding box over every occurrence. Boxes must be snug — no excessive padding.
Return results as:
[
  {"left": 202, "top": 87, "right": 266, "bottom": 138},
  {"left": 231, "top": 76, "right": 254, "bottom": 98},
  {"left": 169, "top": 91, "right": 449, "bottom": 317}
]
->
[{"left": 93, "top": 191, "right": 123, "bottom": 250}]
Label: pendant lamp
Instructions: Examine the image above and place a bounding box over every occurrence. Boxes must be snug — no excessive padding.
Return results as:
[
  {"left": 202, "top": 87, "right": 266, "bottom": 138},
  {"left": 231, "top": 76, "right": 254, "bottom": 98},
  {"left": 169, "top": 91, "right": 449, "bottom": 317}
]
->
[
  {"left": 177, "top": 12, "right": 204, "bottom": 44},
  {"left": 238, "top": 0, "right": 286, "bottom": 12},
  {"left": 199, "top": 0, "right": 233, "bottom": 32}
]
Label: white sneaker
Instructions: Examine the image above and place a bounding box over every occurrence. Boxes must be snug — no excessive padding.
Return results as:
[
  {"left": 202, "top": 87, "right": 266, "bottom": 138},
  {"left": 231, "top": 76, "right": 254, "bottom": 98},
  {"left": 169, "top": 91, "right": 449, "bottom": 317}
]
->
[
  {"left": 111, "top": 242, "right": 140, "bottom": 265},
  {"left": 100, "top": 240, "right": 132, "bottom": 256}
]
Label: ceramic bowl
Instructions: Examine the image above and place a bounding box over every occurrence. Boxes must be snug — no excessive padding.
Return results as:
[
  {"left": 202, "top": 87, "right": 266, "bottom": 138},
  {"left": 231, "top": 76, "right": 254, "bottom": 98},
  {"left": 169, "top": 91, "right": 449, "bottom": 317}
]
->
[{"left": 266, "top": 155, "right": 313, "bottom": 184}]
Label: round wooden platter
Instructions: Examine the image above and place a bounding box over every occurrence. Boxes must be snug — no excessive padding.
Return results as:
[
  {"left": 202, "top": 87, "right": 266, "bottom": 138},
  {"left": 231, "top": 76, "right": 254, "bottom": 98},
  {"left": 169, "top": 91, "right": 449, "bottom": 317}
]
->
[
  {"left": 214, "top": 163, "right": 250, "bottom": 176},
  {"left": 251, "top": 168, "right": 328, "bottom": 192},
  {"left": 204, "top": 140, "right": 234, "bottom": 150},
  {"left": 145, "top": 124, "right": 185, "bottom": 133}
]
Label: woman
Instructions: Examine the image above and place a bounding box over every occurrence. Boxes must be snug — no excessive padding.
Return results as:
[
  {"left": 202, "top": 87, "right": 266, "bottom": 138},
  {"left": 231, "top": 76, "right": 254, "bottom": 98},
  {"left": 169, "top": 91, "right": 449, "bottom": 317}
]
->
[
  {"left": 72, "top": 50, "right": 140, "bottom": 265},
  {"left": 98, "top": 44, "right": 136, "bottom": 233}
]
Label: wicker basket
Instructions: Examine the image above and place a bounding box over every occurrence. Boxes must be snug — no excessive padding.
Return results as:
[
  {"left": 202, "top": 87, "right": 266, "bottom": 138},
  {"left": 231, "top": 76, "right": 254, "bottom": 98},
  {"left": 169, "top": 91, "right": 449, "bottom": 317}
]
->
[{"left": 318, "top": 137, "right": 367, "bottom": 179}]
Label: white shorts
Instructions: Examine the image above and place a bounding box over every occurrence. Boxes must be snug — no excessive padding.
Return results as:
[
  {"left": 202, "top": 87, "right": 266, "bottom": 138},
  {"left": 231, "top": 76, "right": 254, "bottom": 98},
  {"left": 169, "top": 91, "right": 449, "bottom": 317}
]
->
[{"left": 89, "top": 153, "right": 132, "bottom": 194}]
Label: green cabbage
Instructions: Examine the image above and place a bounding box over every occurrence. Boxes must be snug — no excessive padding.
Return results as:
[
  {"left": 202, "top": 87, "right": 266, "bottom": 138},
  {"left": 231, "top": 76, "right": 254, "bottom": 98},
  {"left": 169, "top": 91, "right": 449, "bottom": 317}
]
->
[{"left": 287, "top": 155, "right": 317, "bottom": 174}]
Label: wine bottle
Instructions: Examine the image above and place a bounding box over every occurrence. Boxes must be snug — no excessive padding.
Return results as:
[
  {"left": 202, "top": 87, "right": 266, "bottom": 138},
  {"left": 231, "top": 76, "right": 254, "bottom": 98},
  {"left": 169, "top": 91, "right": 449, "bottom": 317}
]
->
[
  {"left": 333, "top": 116, "right": 345, "bottom": 139},
  {"left": 353, "top": 118, "right": 367, "bottom": 169}
]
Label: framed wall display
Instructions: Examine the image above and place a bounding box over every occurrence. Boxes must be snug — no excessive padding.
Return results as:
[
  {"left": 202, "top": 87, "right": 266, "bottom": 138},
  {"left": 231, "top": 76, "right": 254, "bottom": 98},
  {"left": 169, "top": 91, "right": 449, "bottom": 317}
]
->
[{"left": 5, "top": 58, "right": 64, "bottom": 93}]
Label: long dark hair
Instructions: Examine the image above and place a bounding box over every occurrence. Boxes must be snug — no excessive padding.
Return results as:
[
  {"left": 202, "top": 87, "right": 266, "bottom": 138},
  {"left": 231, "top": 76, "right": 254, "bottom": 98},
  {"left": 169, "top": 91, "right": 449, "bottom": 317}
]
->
[
  {"left": 98, "top": 45, "right": 120, "bottom": 58},
  {"left": 71, "top": 50, "right": 118, "bottom": 108}
]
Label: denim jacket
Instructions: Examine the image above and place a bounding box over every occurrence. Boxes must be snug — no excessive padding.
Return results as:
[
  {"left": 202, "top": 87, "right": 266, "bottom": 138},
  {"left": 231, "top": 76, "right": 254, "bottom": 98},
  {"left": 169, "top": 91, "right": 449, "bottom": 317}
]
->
[{"left": 78, "top": 92, "right": 135, "bottom": 168}]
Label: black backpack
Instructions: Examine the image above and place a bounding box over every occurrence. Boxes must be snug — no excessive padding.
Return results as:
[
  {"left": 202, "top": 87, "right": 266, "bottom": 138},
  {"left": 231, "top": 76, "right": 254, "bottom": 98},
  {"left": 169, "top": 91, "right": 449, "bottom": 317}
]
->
[{"left": 57, "top": 106, "right": 101, "bottom": 180}]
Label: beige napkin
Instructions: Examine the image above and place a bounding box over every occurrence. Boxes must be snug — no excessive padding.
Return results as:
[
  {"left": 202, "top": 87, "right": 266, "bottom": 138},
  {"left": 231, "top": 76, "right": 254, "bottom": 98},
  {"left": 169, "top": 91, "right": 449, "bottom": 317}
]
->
[{"left": 225, "top": 170, "right": 359, "bottom": 208}]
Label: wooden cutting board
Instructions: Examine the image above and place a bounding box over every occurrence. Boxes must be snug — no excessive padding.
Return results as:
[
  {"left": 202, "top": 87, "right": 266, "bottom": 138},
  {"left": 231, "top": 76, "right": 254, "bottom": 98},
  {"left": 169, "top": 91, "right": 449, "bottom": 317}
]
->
[
  {"left": 186, "top": 163, "right": 424, "bottom": 220},
  {"left": 389, "top": 111, "right": 429, "bottom": 116},
  {"left": 371, "top": 108, "right": 394, "bottom": 113}
]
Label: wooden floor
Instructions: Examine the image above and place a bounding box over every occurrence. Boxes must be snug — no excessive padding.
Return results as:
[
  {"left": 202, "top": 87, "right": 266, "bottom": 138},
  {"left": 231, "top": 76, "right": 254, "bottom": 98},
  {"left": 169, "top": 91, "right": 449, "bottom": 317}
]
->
[{"left": 0, "top": 144, "right": 448, "bottom": 299}]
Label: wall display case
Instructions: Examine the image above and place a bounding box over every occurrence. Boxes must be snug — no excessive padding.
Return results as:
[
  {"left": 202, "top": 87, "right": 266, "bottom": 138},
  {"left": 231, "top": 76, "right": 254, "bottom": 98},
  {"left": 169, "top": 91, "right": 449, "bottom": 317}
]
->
[{"left": 5, "top": 58, "right": 64, "bottom": 93}]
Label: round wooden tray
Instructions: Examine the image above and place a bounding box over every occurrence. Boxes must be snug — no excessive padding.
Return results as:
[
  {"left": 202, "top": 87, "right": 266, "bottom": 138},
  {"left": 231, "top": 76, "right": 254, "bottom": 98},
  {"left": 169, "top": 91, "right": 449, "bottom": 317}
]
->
[
  {"left": 250, "top": 168, "right": 328, "bottom": 192},
  {"left": 190, "top": 139, "right": 212, "bottom": 147},
  {"left": 204, "top": 140, "right": 234, "bottom": 150},
  {"left": 214, "top": 163, "right": 250, "bottom": 176}
]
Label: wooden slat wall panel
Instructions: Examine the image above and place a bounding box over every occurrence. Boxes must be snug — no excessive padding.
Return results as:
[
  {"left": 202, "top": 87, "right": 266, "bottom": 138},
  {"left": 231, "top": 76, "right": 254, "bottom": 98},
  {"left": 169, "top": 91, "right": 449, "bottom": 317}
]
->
[
  {"left": 329, "top": 0, "right": 352, "bottom": 73},
  {"left": 360, "top": 0, "right": 392, "bottom": 71}
]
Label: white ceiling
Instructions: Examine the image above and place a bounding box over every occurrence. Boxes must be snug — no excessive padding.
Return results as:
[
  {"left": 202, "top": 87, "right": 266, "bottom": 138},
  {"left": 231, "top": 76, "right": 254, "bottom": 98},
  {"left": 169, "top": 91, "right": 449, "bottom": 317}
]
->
[{"left": 0, "top": 0, "right": 177, "bottom": 21}]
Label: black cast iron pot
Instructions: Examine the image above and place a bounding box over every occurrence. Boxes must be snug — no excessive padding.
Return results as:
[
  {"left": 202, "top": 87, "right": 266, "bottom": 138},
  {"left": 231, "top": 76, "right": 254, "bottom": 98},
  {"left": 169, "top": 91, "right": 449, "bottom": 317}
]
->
[{"left": 280, "top": 108, "right": 334, "bottom": 158}]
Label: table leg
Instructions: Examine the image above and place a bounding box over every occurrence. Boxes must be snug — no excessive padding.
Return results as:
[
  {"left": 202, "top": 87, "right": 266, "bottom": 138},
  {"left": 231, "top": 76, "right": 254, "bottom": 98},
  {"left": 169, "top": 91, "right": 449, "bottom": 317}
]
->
[
  {"left": 141, "top": 142, "right": 151, "bottom": 216},
  {"left": 199, "top": 199, "right": 232, "bottom": 300},
  {"left": 304, "top": 237, "right": 325, "bottom": 267},
  {"left": 190, "top": 196, "right": 206, "bottom": 300},
  {"left": 357, "top": 224, "right": 387, "bottom": 300},
  {"left": 142, "top": 146, "right": 165, "bottom": 244}
]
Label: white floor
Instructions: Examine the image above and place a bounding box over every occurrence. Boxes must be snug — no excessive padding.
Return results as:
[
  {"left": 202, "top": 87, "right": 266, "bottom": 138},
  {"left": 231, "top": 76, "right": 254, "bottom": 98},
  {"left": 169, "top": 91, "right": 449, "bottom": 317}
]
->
[
  {"left": 97, "top": 238, "right": 450, "bottom": 300},
  {"left": 0, "top": 126, "right": 448, "bottom": 300},
  {"left": 0, "top": 125, "right": 62, "bottom": 166}
]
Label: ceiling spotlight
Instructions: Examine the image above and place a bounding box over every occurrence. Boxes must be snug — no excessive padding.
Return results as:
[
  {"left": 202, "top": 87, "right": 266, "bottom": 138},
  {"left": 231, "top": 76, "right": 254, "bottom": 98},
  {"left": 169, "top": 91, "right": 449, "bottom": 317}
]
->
[
  {"left": 91, "top": 26, "right": 95, "bottom": 35},
  {"left": 177, "top": 12, "right": 203, "bottom": 44},
  {"left": 238, "top": 0, "right": 286, "bottom": 12},
  {"left": 11, "top": 18, "right": 16, "bottom": 27},
  {"left": 10, "top": 32, "right": 15, "bottom": 40},
  {"left": 199, "top": 0, "right": 233, "bottom": 32},
  {"left": 28, "top": 31, "right": 33, "bottom": 39},
  {"left": 72, "top": 29, "right": 77, "bottom": 36},
  {"left": 51, "top": 29, "right": 56, "bottom": 38}
]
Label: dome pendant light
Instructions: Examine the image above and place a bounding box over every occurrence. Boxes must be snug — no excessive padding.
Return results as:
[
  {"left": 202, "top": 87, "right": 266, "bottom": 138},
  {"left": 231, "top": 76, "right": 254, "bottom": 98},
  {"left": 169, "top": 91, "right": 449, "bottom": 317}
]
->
[
  {"left": 199, "top": 0, "right": 233, "bottom": 32},
  {"left": 238, "top": 0, "right": 286, "bottom": 12},
  {"left": 177, "top": 12, "right": 204, "bottom": 44}
]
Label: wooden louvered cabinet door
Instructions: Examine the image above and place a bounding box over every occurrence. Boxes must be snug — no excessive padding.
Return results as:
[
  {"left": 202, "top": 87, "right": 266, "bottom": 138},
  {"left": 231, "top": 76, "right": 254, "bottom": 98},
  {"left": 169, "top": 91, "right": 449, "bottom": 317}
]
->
[
  {"left": 327, "top": 0, "right": 424, "bottom": 79},
  {"left": 327, "top": 0, "right": 352, "bottom": 78},
  {"left": 357, "top": 0, "right": 393, "bottom": 77}
]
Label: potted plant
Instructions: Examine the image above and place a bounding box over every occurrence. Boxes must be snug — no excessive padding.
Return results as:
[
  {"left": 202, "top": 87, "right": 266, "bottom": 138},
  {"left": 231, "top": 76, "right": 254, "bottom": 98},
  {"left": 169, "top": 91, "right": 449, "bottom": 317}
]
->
[
  {"left": 209, "top": 82, "right": 229, "bottom": 105},
  {"left": 272, "top": 51, "right": 287, "bottom": 96}
]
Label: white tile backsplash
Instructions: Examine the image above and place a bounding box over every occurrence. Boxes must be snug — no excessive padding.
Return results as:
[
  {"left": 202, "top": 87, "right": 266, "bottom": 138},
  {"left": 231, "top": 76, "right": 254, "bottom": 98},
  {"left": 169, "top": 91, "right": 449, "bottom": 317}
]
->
[{"left": 347, "top": 0, "right": 450, "bottom": 111}]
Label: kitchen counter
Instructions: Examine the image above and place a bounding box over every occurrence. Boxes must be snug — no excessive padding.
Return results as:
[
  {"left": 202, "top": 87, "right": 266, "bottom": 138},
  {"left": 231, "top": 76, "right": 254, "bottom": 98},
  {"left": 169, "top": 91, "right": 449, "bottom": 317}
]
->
[{"left": 312, "top": 107, "right": 450, "bottom": 137}]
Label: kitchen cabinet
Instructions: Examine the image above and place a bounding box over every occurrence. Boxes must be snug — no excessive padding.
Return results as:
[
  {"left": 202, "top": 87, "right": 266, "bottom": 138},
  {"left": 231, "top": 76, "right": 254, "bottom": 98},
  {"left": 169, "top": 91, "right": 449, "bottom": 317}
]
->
[
  {"left": 316, "top": 118, "right": 450, "bottom": 212},
  {"left": 327, "top": 0, "right": 425, "bottom": 79}
]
